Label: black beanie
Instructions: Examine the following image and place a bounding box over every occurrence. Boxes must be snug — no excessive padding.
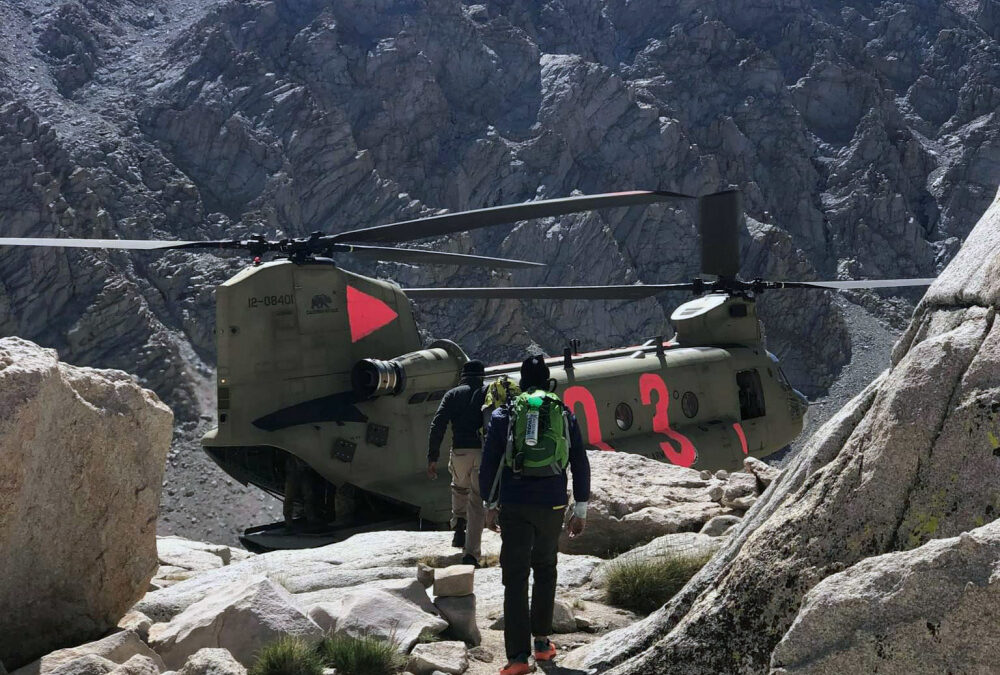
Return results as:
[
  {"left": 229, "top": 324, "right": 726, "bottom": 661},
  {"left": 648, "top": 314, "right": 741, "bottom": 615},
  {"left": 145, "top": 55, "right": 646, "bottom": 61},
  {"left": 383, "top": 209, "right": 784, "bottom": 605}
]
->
[
  {"left": 520, "top": 354, "right": 549, "bottom": 390},
  {"left": 461, "top": 360, "right": 485, "bottom": 377}
]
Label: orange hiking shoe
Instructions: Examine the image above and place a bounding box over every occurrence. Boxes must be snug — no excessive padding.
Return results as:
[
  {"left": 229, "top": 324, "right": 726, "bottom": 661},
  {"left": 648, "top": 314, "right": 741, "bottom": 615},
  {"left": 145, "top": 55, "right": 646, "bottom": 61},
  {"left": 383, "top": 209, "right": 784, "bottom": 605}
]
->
[
  {"left": 499, "top": 660, "right": 534, "bottom": 675},
  {"left": 533, "top": 638, "right": 557, "bottom": 662}
]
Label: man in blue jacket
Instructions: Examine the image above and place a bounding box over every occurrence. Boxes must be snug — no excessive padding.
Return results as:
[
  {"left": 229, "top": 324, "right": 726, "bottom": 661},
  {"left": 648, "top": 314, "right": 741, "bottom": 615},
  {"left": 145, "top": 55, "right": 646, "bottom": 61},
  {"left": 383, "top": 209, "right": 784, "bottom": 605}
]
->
[{"left": 479, "top": 355, "right": 590, "bottom": 675}]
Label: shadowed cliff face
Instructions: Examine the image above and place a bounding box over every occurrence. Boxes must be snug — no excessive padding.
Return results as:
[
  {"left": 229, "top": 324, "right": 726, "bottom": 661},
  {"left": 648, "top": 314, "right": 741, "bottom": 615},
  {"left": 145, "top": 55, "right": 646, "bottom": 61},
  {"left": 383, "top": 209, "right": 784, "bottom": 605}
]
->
[{"left": 0, "top": 1, "right": 998, "bottom": 539}]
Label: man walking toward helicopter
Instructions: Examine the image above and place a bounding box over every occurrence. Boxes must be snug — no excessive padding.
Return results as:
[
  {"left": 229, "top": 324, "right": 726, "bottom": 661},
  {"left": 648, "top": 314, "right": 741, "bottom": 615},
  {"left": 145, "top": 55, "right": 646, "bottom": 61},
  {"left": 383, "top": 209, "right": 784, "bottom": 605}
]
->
[
  {"left": 480, "top": 355, "right": 590, "bottom": 675},
  {"left": 428, "top": 359, "right": 488, "bottom": 566}
]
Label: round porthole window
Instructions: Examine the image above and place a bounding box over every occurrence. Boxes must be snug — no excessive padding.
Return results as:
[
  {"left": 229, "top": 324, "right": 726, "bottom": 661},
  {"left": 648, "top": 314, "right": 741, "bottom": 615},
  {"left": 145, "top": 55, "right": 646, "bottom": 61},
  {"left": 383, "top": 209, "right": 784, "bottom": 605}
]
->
[
  {"left": 681, "top": 391, "right": 699, "bottom": 418},
  {"left": 615, "top": 402, "right": 633, "bottom": 431}
]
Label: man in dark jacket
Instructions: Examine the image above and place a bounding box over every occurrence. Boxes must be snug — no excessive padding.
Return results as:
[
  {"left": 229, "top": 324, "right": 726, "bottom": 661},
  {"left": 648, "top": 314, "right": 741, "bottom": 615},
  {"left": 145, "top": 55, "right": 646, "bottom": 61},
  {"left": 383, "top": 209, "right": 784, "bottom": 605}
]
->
[
  {"left": 428, "top": 359, "right": 487, "bottom": 565},
  {"left": 479, "top": 355, "right": 590, "bottom": 675}
]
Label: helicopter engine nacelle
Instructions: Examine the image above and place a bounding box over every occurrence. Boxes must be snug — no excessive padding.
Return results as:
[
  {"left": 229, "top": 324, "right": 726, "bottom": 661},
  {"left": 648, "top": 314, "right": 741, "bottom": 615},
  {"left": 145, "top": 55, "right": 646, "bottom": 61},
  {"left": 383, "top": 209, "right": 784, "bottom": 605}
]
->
[
  {"left": 671, "top": 293, "right": 762, "bottom": 346},
  {"left": 352, "top": 339, "right": 469, "bottom": 399}
]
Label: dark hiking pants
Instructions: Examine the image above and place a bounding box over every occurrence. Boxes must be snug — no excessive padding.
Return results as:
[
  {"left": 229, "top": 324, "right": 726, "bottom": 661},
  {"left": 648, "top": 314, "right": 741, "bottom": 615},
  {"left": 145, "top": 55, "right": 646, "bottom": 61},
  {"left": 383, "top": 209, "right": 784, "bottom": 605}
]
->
[{"left": 499, "top": 503, "right": 565, "bottom": 661}]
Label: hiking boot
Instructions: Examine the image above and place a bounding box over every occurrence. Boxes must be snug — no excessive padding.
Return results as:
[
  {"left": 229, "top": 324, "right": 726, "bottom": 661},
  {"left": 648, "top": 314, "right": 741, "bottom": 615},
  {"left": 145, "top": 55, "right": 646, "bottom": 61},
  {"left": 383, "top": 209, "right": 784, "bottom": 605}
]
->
[
  {"left": 452, "top": 518, "right": 467, "bottom": 548},
  {"left": 533, "top": 638, "right": 557, "bottom": 662},
  {"left": 461, "top": 553, "right": 480, "bottom": 568},
  {"left": 499, "top": 657, "right": 534, "bottom": 675}
]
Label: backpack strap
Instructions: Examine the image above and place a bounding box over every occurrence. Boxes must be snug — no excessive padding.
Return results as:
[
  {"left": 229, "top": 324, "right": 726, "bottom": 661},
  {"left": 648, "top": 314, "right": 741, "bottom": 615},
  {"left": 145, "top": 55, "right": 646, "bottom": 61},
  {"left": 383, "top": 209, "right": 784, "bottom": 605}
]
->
[
  {"left": 486, "top": 404, "right": 515, "bottom": 508},
  {"left": 539, "top": 405, "right": 571, "bottom": 476},
  {"left": 471, "top": 383, "right": 487, "bottom": 441}
]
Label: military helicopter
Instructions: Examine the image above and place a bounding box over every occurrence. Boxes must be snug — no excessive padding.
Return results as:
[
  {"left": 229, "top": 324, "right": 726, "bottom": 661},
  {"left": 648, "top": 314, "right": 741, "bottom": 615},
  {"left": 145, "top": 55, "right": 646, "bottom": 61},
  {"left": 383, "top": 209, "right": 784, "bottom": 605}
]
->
[{"left": 0, "top": 189, "right": 935, "bottom": 549}]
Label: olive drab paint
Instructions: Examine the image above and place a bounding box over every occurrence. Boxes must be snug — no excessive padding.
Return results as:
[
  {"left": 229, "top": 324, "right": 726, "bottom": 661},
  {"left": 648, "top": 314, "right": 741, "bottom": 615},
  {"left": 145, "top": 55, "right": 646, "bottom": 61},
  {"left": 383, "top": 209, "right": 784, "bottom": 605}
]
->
[{"left": 201, "top": 259, "right": 809, "bottom": 529}]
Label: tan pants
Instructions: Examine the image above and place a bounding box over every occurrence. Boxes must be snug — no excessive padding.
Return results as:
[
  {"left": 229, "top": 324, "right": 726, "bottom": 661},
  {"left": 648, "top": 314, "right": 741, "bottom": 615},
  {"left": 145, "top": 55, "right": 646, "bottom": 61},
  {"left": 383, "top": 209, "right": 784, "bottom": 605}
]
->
[{"left": 449, "top": 448, "right": 484, "bottom": 560}]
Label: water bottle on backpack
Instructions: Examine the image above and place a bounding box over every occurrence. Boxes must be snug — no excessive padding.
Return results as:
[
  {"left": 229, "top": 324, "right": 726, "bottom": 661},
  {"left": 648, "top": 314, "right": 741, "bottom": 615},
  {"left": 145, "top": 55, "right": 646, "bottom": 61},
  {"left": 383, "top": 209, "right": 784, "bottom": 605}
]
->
[{"left": 506, "top": 388, "right": 570, "bottom": 477}]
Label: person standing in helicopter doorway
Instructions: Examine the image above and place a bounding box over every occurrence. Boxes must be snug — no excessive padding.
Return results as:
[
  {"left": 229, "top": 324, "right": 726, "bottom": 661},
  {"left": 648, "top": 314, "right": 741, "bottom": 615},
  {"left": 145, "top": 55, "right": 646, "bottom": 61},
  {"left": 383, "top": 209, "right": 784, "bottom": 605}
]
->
[
  {"left": 480, "top": 355, "right": 590, "bottom": 675},
  {"left": 427, "top": 359, "right": 488, "bottom": 566}
]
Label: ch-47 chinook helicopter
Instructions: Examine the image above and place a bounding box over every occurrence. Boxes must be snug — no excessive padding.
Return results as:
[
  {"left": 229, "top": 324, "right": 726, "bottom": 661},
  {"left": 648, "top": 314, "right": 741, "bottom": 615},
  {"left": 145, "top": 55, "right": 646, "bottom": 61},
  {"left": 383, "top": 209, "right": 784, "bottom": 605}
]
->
[{"left": 1, "top": 188, "right": 935, "bottom": 549}]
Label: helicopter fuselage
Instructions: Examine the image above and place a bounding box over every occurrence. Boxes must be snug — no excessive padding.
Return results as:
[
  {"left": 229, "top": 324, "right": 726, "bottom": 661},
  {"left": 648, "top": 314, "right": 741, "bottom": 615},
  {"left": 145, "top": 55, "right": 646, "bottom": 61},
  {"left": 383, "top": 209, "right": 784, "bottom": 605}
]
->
[{"left": 202, "top": 259, "right": 807, "bottom": 526}]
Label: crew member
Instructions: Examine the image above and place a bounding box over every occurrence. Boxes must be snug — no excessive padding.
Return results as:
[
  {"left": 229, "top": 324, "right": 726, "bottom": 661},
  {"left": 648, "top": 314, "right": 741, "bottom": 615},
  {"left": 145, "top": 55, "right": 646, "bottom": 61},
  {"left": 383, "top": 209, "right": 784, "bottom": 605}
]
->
[
  {"left": 428, "top": 359, "right": 488, "bottom": 566},
  {"left": 480, "top": 355, "right": 590, "bottom": 675}
]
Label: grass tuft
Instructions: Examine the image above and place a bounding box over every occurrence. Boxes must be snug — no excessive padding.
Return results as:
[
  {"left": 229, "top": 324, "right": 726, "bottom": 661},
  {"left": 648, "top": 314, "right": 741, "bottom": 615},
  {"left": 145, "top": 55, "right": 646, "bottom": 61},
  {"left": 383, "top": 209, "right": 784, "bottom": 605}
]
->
[
  {"left": 249, "top": 636, "right": 324, "bottom": 675},
  {"left": 603, "top": 552, "right": 711, "bottom": 615},
  {"left": 478, "top": 553, "right": 500, "bottom": 568},
  {"left": 317, "top": 632, "right": 404, "bottom": 675}
]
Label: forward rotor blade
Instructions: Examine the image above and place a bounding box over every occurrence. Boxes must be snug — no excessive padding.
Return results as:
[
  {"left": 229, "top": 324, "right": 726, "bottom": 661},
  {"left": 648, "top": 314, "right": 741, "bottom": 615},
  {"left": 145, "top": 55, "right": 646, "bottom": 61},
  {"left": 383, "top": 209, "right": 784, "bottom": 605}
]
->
[
  {"left": 774, "top": 278, "right": 937, "bottom": 290},
  {"left": 333, "top": 190, "right": 694, "bottom": 244},
  {"left": 404, "top": 283, "right": 696, "bottom": 300},
  {"left": 342, "top": 244, "right": 544, "bottom": 268}
]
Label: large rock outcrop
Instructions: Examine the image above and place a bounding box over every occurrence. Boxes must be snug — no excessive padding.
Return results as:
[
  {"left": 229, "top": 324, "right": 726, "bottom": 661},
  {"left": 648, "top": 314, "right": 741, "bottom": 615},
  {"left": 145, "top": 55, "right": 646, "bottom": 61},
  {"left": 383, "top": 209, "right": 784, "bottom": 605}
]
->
[
  {"left": 771, "top": 521, "right": 1000, "bottom": 674},
  {"left": 0, "top": 338, "right": 173, "bottom": 669},
  {"left": 148, "top": 576, "right": 323, "bottom": 669},
  {"left": 561, "top": 451, "right": 731, "bottom": 556},
  {"left": 566, "top": 187, "right": 1000, "bottom": 673}
]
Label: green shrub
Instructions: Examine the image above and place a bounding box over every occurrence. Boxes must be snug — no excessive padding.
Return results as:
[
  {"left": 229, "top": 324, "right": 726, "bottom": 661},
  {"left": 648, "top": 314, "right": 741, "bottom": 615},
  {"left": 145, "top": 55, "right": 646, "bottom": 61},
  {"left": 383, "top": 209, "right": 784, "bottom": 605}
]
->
[
  {"left": 317, "top": 633, "right": 404, "bottom": 675},
  {"left": 603, "top": 552, "right": 711, "bottom": 615},
  {"left": 249, "top": 636, "right": 324, "bottom": 675}
]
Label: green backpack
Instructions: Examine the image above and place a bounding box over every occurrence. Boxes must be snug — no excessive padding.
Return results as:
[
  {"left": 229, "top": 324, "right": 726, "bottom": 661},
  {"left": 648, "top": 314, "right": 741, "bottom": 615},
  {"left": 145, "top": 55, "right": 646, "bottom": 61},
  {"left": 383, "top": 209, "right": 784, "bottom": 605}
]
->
[{"left": 506, "top": 389, "right": 570, "bottom": 477}]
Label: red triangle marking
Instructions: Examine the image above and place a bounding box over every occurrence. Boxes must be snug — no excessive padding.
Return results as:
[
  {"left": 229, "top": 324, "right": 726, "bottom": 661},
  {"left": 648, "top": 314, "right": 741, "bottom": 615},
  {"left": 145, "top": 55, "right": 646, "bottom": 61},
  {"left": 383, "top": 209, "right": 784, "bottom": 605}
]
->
[{"left": 347, "top": 285, "right": 398, "bottom": 342}]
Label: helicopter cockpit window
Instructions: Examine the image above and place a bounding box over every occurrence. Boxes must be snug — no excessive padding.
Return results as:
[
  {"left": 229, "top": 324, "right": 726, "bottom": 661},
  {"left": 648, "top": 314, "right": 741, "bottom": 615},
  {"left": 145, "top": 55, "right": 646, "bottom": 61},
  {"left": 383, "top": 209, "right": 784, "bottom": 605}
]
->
[
  {"left": 767, "top": 351, "right": 792, "bottom": 389},
  {"left": 737, "top": 369, "right": 766, "bottom": 420},
  {"left": 427, "top": 390, "right": 447, "bottom": 402},
  {"left": 408, "top": 392, "right": 429, "bottom": 405}
]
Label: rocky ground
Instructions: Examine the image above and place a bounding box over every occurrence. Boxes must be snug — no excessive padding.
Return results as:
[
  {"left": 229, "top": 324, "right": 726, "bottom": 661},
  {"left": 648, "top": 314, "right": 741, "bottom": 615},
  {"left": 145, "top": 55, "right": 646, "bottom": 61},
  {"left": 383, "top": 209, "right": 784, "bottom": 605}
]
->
[
  {"left": 3, "top": 0, "right": 1000, "bottom": 542},
  {"left": 156, "top": 427, "right": 281, "bottom": 546}
]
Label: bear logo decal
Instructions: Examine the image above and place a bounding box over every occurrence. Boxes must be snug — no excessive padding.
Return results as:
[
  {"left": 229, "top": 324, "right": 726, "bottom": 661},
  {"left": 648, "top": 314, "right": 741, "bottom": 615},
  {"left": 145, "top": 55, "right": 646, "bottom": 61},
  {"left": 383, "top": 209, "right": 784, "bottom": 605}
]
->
[{"left": 311, "top": 293, "right": 333, "bottom": 310}]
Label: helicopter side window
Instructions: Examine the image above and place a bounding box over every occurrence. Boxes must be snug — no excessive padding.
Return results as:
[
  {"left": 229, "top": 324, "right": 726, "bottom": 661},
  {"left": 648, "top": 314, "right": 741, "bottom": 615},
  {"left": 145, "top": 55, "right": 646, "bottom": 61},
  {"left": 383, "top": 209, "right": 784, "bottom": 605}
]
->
[{"left": 736, "top": 369, "right": 766, "bottom": 420}]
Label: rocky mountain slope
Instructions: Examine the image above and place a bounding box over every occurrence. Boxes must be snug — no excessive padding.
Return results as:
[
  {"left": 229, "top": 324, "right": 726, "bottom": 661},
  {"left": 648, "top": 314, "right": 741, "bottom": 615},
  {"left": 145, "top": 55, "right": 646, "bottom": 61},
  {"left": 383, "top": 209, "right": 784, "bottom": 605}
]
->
[{"left": 2, "top": 0, "right": 999, "bottom": 541}]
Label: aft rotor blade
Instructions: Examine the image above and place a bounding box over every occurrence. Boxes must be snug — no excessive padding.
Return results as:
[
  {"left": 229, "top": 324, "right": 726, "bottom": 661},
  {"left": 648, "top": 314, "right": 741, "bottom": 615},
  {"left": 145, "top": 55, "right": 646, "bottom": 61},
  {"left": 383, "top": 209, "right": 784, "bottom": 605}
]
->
[
  {"left": 343, "top": 244, "right": 544, "bottom": 268},
  {"left": 404, "top": 283, "right": 696, "bottom": 300},
  {"left": 0, "top": 237, "right": 200, "bottom": 250},
  {"left": 699, "top": 189, "right": 742, "bottom": 278},
  {"left": 0, "top": 237, "right": 249, "bottom": 252},
  {"left": 774, "top": 278, "right": 937, "bottom": 290},
  {"left": 332, "top": 190, "right": 694, "bottom": 244}
]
